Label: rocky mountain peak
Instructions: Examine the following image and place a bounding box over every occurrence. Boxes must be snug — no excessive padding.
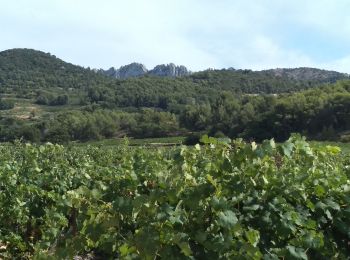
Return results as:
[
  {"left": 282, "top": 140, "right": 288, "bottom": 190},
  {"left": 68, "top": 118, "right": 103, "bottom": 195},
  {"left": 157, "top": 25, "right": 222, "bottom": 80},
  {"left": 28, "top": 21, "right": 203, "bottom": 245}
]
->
[
  {"left": 115, "top": 63, "right": 148, "bottom": 79},
  {"left": 103, "top": 67, "right": 118, "bottom": 77},
  {"left": 149, "top": 63, "right": 191, "bottom": 77},
  {"left": 99, "top": 62, "right": 191, "bottom": 79}
]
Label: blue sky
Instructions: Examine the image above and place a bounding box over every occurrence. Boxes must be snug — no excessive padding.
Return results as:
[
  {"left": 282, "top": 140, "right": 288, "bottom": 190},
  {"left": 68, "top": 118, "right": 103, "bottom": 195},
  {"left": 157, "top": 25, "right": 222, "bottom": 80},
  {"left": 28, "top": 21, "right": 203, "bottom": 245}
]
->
[{"left": 1, "top": 0, "right": 350, "bottom": 72}]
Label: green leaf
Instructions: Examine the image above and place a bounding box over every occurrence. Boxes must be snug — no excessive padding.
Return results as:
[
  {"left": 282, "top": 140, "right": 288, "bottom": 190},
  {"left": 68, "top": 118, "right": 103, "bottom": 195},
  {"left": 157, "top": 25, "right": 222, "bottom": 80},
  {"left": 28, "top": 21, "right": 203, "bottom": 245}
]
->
[
  {"left": 195, "top": 231, "right": 207, "bottom": 243},
  {"left": 314, "top": 185, "right": 326, "bottom": 197},
  {"left": 119, "top": 243, "right": 133, "bottom": 256},
  {"left": 302, "top": 231, "right": 324, "bottom": 248},
  {"left": 280, "top": 142, "right": 294, "bottom": 157},
  {"left": 217, "top": 210, "right": 238, "bottom": 228},
  {"left": 325, "top": 145, "right": 341, "bottom": 155},
  {"left": 91, "top": 188, "right": 102, "bottom": 200},
  {"left": 270, "top": 139, "right": 276, "bottom": 149},
  {"left": 251, "top": 142, "right": 257, "bottom": 151},
  {"left": 286, "top": 245, "right": 307, "bottom": 260},
  {"left": 262, "top": 175, "right": 269, "bottom": 184},
  {"left": 200, "top": 135, "right": 210, "bottom": 144},
  {"left": 245, "top": 229, "right": 260, "bottom": 246},
  {"left": 178, "top": 241, "right": 193, "bottom": 257},
  {"left": 325, "top": 199, "right": 340, "bottom": 211},
  {"left": 243, "top": 204, "right": 260, "bottom": 211}
]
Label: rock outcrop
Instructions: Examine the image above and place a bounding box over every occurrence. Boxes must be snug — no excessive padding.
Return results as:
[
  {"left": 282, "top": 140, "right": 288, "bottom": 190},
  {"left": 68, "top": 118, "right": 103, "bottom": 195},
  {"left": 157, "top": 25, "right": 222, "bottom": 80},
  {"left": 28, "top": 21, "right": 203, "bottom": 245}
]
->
[
  {"left": 115, "top": 63, "right": 148, "bottom": 79},
  {"left": 102, "top": 67, "right": 118, "bottom": 77},
  {"left": 149, "top": 63, "right": 190, "bottom": 77},
  {"left": 100, "top": 63, "right": 190, "bottom": 79}
]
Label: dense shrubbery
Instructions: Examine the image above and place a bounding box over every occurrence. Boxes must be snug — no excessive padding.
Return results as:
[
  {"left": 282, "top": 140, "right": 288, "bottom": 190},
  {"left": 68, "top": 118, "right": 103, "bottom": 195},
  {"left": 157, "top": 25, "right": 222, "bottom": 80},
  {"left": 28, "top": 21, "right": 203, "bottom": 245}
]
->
[
  {"left": 35, "top": 91, "right": 68, "bottom": 106},
  {"left": 0, "top": 109, "right": 182, "bottom": 142},
  {"left": 0, "top": 135, "right": 349, "bottom": 258},
  {"left": 0, "top": 99, "right": 14, "bottom": 110}
]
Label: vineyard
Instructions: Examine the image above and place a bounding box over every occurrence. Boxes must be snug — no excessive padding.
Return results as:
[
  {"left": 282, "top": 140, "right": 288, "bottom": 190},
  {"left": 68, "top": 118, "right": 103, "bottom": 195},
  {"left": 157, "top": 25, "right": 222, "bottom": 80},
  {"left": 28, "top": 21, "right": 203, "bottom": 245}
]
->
[{"left": 0, "top": 135, "right": 349, "bottom": 259}]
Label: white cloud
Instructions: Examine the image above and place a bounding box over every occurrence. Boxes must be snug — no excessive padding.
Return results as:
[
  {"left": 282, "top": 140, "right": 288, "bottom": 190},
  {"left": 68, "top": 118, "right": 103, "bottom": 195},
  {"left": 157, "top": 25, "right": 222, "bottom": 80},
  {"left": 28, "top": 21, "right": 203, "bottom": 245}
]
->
[
  {"left": 243, "top": 36, "right": 314, "bottom": 69},
  {"left": 0, "top": 0, "right": 350, "bottom": 72},
  {"left": 319, "top": 56, "right": 350, "bottom": 74}
]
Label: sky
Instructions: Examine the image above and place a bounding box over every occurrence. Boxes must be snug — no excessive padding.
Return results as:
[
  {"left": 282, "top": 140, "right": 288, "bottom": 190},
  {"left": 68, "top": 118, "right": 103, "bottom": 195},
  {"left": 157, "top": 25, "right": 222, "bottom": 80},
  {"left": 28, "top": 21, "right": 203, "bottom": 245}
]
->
[{"left": 1, "top": 0, "right": 350, "bottom": 72}]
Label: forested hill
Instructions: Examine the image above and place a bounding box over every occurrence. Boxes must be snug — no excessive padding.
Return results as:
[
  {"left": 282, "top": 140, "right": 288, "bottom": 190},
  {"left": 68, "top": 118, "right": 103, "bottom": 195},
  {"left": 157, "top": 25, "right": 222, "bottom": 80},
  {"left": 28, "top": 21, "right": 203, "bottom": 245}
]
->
[
  {"left": 264, "top": 67, "right": 348, "bottom": 82},
  {"left": 0, "top": 48, "right": 114, "bottom": 90},
  {"left": 189, "top": 68, "right": 349, "bottom": 93},
  {"left": 1, "top": 48, "right": 350, "bottom": 143},
  {"left": 0, "top": 48, "right": 348, "bottom": 95}
]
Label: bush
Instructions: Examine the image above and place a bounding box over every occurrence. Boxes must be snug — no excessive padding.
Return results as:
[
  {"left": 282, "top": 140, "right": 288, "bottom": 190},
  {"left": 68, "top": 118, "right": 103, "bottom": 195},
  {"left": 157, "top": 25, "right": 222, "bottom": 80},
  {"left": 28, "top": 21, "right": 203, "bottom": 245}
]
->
[
  {"left": 0, "top": 99, "right": 14, "bottom": 110},
  {"left": 184, "top": 133, "right": 202, "bottom": 145},
  {"left": 49, "top": 94, "right": 68, "bottom": 106},
  {"left": 340, "top": 134, "right": 350, "bottom": 142}
]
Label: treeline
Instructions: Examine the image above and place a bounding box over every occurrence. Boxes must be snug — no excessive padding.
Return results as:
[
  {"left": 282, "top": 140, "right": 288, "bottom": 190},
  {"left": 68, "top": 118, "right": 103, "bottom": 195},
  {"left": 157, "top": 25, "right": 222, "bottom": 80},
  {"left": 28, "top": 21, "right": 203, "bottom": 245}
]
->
[
  {"left": 181, "top": 80, "right": 350, "bottom": 141},
  {"left": 0, "top": 109, "right": 180, "bottom": 143},
  {"left": 35, "top": 90, "right": 68, "bottom": 106},
  {"left": 80, "top": 73, "right": 337, "bottom": 110},
  {"left": 2, "top": 80, "right": 350, "bottom": 143}
]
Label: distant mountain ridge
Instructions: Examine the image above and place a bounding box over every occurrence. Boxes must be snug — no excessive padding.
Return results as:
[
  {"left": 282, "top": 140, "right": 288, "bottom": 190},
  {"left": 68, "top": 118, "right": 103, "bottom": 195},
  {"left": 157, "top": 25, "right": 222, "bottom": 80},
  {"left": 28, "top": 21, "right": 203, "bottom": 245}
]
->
[
  {"left": 264, "top": 67, "right": 349, "bottom": 82},
  {"left": 99, "top": 63, "right": 191, "bottom": 79},
  {"left": 0, "top": 48, "right": 348, "bottom": 92},
  {"left": 99, "top": 62, "right": 349, "bottom": 83}
]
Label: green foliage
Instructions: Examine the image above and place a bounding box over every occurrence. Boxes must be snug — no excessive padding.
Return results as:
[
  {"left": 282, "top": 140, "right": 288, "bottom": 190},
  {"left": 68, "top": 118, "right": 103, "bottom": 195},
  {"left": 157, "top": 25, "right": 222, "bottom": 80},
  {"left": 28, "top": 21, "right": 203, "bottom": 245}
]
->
[
  {"left": 35, "top": 93, "right": 68, "bottom": 106},
  {"left": 0, "top": 136, "right": 349, "bottom": 258},
  {"left": 0, "top": 99, "right": 14, "bottom": 110},
  {"left": 2, "top": 49, "right": 350, "bottom": 143},
  {"left": 0, "top": 49, "right": 113, "bottom": 91}
]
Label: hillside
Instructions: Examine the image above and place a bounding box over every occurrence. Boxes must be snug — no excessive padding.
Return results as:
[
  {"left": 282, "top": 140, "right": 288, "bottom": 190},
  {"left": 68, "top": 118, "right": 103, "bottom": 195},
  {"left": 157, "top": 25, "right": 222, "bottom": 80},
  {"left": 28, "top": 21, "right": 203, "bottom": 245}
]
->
[
  {"left": 1, "top": 48, "right": 348, "bottom": 96},
  {"left": 0, "top": 48, "right": 113, "bottom": 91},
  {"left": 264, "top": 67, "right": 348, "bottom": 82},
  {"left": 0, "top": 48, "right": 348, "bottom": 110},
  {"left": 1, "top": 48, "right": 350, "bottom": 143},
  {"left": 190, "top": 68, "right": 349, "bottom": 93}
]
